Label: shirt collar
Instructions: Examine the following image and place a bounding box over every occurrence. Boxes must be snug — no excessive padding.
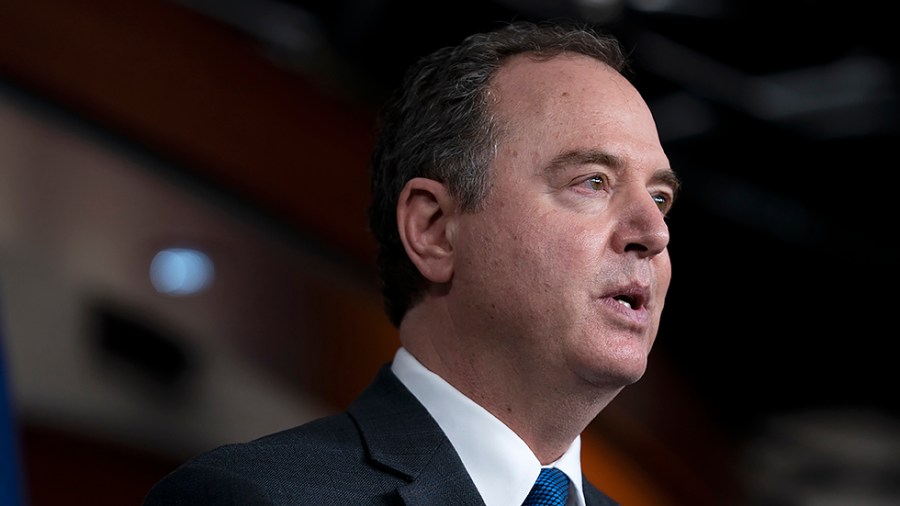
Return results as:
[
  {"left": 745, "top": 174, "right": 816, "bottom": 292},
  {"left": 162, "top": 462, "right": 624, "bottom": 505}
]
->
[{"left": 391, "top": 347, "right": 585, "bottom": 506}]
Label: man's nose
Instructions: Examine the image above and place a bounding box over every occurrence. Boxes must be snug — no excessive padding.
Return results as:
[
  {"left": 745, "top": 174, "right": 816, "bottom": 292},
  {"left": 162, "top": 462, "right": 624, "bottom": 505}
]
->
[{"left": 611, "top": 187, "right": 670, "bottom": 258}]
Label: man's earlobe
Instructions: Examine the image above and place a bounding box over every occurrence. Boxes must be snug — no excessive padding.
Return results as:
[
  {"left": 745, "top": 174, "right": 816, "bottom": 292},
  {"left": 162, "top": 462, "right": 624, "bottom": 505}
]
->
[{"left": 397, "top": 177, "right": 456, "bottom": 284}]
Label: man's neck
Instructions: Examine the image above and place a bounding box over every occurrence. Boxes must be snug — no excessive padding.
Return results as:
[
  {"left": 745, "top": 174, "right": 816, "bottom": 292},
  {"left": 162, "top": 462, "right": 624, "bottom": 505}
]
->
[{"left": 398, "top": 306, "right": 619, "bottom": 464}]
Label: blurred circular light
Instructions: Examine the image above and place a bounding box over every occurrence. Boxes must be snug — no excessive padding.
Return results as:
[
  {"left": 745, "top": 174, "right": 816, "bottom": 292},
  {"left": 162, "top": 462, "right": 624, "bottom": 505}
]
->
[{"left": 150, "top": 248, "right": 214, "bottom": 295}]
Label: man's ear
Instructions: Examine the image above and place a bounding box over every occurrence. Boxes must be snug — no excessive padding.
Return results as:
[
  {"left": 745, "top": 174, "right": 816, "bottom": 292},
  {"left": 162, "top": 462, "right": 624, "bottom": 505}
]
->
[{"left": 397, "top": 177, "right": 456, "bottom": 284}]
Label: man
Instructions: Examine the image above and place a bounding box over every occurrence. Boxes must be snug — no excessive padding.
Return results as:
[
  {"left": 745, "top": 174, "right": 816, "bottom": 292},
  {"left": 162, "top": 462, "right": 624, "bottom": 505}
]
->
[{"left": 144, "top": 19, "right": 679, "bottom": 506}]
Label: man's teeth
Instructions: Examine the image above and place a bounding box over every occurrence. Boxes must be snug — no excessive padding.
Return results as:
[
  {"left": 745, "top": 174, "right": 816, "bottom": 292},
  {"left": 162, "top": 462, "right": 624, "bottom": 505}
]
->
[{"left": 616, "top": 298, "right": 633, "bottom": 309}]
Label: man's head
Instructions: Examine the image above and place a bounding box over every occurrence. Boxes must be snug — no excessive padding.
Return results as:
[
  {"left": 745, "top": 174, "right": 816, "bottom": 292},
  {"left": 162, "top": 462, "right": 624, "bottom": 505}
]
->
[
  {"left": 369, "top": 19, "right": 679, "bottom": 456},
  {"left": 368, "top": 20, "right": 630, "bottom": 327}
]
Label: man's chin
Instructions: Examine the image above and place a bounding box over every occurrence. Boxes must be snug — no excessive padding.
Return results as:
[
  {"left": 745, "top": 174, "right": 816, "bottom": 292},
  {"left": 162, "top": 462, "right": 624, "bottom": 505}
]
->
[{"left": 578, "top": 360, "right": 648, "bottom": 392}]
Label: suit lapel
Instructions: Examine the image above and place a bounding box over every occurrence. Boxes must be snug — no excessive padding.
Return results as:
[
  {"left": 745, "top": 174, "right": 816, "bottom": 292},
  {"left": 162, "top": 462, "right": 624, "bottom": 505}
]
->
[
  {"left": 394, "top": 439, "right": 487, "bottom": 506},
  {"left": 348, "top": 365, "right": 485, "bottom": 506},
  {"left": 583, "top": 477, "right": 621, "bottom": 506}
]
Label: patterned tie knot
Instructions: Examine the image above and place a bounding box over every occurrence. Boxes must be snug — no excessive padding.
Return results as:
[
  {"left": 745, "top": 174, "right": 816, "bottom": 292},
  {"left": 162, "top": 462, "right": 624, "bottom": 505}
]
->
[{"left": 523, "top": 467, "right": 570, "bottom": 506}]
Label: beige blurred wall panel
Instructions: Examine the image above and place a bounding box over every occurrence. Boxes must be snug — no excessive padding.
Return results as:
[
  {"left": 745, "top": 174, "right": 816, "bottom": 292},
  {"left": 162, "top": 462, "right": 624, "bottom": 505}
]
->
[{"left": 0, "top": 89, "right": 351, "bottom": 460}]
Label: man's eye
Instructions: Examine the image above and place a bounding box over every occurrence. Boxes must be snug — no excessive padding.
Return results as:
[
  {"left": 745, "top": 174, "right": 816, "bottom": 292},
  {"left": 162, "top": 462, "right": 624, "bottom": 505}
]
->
[
  {"left": 585, "top": 175, "right": 606, "bottom": 191},
  {"left": 653, "top": 194, "right": 672, "bottom": 214}
]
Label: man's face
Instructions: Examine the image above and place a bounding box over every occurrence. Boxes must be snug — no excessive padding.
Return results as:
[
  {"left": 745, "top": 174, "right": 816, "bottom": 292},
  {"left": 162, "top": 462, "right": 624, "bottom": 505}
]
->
[{"left": 449, "top": 53, "right": 676, "bottom": 390}]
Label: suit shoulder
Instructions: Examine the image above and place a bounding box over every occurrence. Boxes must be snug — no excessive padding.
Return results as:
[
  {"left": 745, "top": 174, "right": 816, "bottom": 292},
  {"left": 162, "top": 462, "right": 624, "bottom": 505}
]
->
[
  {"left": 144, "top": 412, "right": 410, "bottom": 505},
  {"left": 187, "top": 411, "right": 362, "bottom": 471}
]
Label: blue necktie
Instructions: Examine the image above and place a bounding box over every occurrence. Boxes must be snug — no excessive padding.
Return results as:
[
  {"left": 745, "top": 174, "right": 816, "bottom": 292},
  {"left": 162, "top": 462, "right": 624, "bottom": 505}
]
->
[{"left": 523, "top": 467, "right": 570, "bottom": 506}]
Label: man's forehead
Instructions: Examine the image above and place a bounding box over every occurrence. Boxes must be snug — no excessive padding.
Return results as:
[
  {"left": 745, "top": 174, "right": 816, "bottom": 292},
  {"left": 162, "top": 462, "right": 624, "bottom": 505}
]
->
[{"left": 490, "top": 54, "right": 634, "bottom": 120}]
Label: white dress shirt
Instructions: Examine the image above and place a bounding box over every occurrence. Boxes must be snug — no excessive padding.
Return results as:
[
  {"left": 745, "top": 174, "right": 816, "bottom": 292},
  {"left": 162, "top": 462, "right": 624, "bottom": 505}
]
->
[{"left": 391, "top": 347, "right": 585, "bottom": 506}]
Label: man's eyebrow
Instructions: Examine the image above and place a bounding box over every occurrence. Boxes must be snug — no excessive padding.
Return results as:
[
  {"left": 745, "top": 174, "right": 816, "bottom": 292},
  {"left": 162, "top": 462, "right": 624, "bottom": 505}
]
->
[
  {"left": 545, "top": 149, "right": 622, "bottom": 176},
  {"left": 652, "top": 169, "right": 681, "bottom": 199},
  {"left": 545, "top": 149, "right": 680, "bottom": 195}
]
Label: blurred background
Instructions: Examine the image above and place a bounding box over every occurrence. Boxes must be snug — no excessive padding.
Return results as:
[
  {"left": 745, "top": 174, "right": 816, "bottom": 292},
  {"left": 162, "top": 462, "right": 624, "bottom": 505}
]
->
[{"left": 1, "top": 0, "right": 898, "bottom": 505}]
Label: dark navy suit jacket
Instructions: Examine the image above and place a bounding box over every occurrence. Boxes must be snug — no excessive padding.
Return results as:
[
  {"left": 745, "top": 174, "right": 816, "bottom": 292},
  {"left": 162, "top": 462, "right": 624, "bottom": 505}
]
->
[{"left": 143, "top": 365, "right": 620, "bottom": 505}]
